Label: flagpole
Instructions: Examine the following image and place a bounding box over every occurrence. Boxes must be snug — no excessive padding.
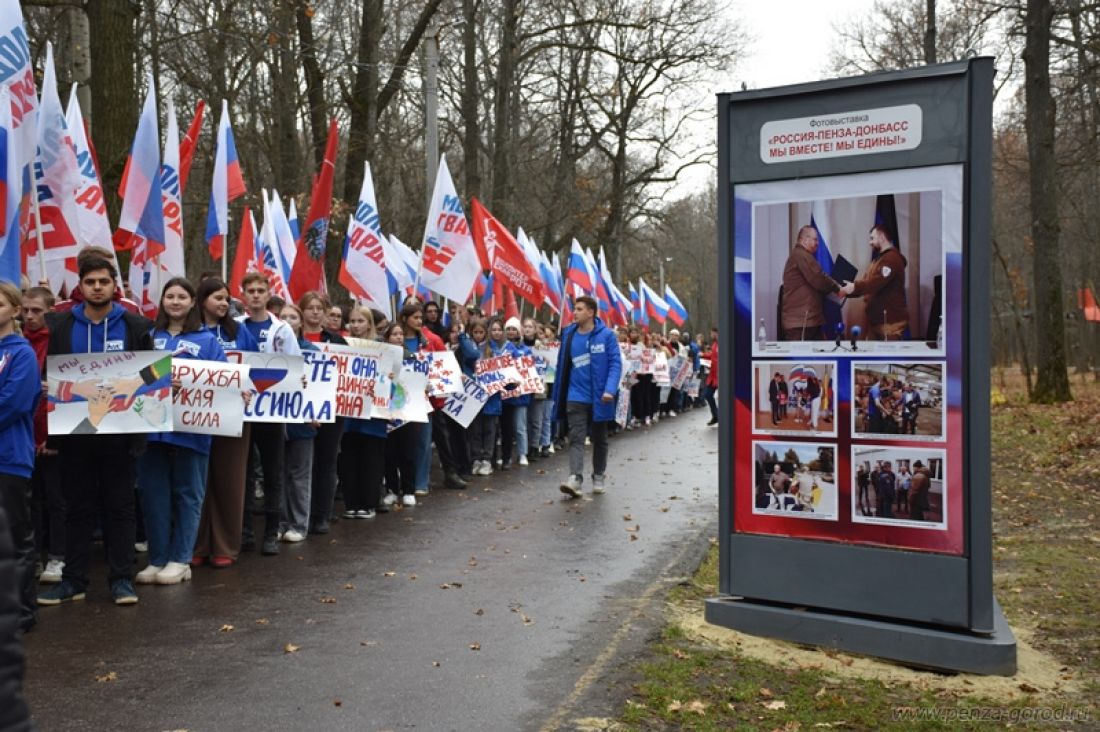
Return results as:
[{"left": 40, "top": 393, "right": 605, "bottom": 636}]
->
[
  {"left": 29, "top": 167, "right": 48, "bottom": 285},
  {"left": 222, "top": 209, "right": 230, "bottom": 282},
  {"left": 414, "top": 245, "right": 424, "bottom": 300}
]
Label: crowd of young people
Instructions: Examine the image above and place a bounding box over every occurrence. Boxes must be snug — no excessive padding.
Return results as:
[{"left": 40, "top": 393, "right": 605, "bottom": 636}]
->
[{"left": 0, "top": 247, "right": 716, "bottom": 629}]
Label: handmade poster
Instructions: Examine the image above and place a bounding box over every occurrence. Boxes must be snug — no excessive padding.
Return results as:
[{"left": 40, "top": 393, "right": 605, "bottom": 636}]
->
[
  {"left": 476, "top": 354, "right": 523, "bottom": 396},
  {"left": 320, "top": 342, "right": 403, "bottom": 418},
  {"left": 442, "top": 374, "right": 491, "bottom": 428},
  {"left": 171, "top": 359, "right": 250, "bottom": 437},
  {"left": 417, "top": 350, "right": 462, "bottom": 396},
  {"left": 615, "top": 388, "right": 630, "bottom": 427},
  {"left": 684, "top": 378, "right": 701, "bottom": 398},
  {"left": 653, "top": 352, "right": 671, "bottom": 386},
  {"left": 533, "top": 344, "right": 559, "bottom": 383},
  {"left": 302, "top": 350, "right": 339, "bottom": 420},
  {"left": 699, "top": 358, "right": 711, "bottom": 371},
  {"left": 671, "top": 357, "right": 693, "bottom": 390},
  {"left": 511, "top": 355, "right": 545, "bottom": 396},
  {"left": 226, "top": 352, "right": 324, "bottom": 423},
  {"left": 47, "top": 351, "right": 173, "bottom": 435},
  {"left": 373, "top": 358, "right": 431, "bottom": 422}
]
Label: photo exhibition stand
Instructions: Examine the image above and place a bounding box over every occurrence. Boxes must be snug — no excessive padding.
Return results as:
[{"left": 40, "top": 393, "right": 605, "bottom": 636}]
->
[{"left": 707, "top": 58, "right": 1017, "bottom": 675}]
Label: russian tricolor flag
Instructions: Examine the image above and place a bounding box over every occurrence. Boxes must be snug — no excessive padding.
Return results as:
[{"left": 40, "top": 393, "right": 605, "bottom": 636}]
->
[
  {"left": 639, "top": 278, "right": 669, "bottom": 324},
  {"left": 537, "top": 250, "right": 561, "bottom": 314},
  {"left": 664, "top": 284, "right": 688, "bottom": 327},
  {"left": 205, "top": 100, "right": 246, "bottom": 260},
  {"left": 566, "top": 239, "right": 594, "bottom": 294},
  {"left": 114, "top": 75, "right": 166, "bottom": 259}
]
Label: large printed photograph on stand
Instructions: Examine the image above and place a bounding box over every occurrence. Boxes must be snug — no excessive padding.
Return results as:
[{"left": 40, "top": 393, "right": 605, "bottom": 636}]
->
[
  {"left": 733, "top": 164, "right": 964, "bottom": 555},
  {"left": 751, "top": 170, "right": 948, "bottom": 357}
]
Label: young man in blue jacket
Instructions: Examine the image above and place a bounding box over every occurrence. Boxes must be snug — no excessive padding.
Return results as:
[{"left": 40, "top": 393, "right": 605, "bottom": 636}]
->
[
  {"left": 552, "top": 296, "right": 622, "bottom": 498},
  {"left": 38, "top": 256, "right": 154, "bottom": 607},
  {"left": 0, "top": 282, "right": 43, "bottom": 631}
]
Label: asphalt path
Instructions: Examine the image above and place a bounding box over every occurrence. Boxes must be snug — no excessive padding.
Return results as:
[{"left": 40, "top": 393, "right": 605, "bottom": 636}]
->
[{"left": 23, "top": 411, "right": 719, "bottom": 731}]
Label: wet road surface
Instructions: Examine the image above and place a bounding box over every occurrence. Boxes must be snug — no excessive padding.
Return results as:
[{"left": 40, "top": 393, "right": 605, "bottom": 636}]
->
[{"left": 23, "top": 412, "right": 719, "bottom": 731}]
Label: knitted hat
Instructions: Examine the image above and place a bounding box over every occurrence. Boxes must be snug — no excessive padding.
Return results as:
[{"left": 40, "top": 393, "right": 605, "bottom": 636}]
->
[{"left": 505, "top": 317, "right": 522, "bottom": 332}]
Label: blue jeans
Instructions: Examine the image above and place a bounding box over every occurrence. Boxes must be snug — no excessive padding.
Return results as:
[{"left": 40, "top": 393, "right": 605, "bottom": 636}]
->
[
  {"left": 540, "top": 399, "right": 554, "bottom": 448},
  {"left": 138, "top": 442, "right": 209, "bottom": 566},
  {"left": 415, "top": 417, "right": 433, "bottom": 491},
  {"left": 513, "top": 405, "right": 529, "bottom": 457},
  {"left": 526, "top": 400, "right": 546, "bottom": 453},
  {"left": 703, "top": 384, "right": 718, "bottom": 421}
]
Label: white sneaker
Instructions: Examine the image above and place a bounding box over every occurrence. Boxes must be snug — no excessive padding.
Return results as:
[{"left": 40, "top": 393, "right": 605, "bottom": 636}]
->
[
  {"left": 547, "top": 444, "right": 555, "bottom": 454},
  {"left": 669, "top": 410, "right": 677, "bottom": 417},
  {"left": 357, "top": 509, "right": 376, "bottom": 519},
  {"left": 281, "top": 529, "right": 306, "bottom": 543},
  {"left": 135, "top": 564, "right": 164, "bottom": 585},
  {"left": 479, "top": 461, "right": 494, "bottom": 476},
  {"left": 382, "top": 491, "right": 398, "bottom": 507},
  {"left": 134, "top": 541, "right": 149, "bottom": 554},
  {"left": 40, "top": 559, "right": 64, "bottom": 584},
  {"left": 402, "top": 494, "right": 417, "bottom": 507},
  {"left": 342, "top": 509, "right": 358, "bottom": 519},
  {"left": 592, "top": 475, "right": 607, "bottom": 494},
  {"left": 155, "top": 562, "right": 192, "bottom": 585},
  {"left": 559, "top": 474, "right": 583, "bottom": 499},
  {"left": 519, "top": 455, "right": 529, "bottom": 467}
]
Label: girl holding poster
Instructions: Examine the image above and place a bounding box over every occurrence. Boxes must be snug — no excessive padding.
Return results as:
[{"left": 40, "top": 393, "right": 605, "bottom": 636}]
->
[
  {"left": 277, "top": 304, "right": 318, "bottom": 543},
  {"left": 339, "top": 309, "right": 388, "bottom": 519},
  {"left": 299, "top": 292, "right": 347, "bottom": 535},
  {"left": 503, "top": 318, "right": 533, "bottom": 468},
  {"left": 467, "top": 319, "right": 501, "bottom": 477},
  {"left": 137, "top": 278, "right": 228, "bottom": 586},
  {"left": 382, "top": 323, "right": 419, "bottom": 506},
  {"left": 194, "top": 278, "right": 258, "bottom": 568}
]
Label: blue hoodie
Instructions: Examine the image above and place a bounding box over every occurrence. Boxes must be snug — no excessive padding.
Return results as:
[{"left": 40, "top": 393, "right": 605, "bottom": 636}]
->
[
  {"left": 206, "top": 320, "right": 259, "bottom": 353},
  {"left": 149, "top": 328, "right": 227, "bottom": 455},
  {"left": 0, "top": 334, "right": 41, "bottom": 478},
  {"left": 70, "top": 302, "right": 133, "bottom": 354}
]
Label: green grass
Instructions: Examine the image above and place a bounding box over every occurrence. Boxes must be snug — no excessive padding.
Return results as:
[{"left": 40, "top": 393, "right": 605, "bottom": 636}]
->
[{"left": 613, "top": 375, "right": 1100, "bottom": 730}]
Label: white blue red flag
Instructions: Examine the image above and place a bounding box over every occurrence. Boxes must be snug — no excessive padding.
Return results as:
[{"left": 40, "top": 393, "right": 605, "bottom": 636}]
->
[
  {"left": 664, "top": 284, "right": 688, "bottom": 327},
  {"left": 0, "top": 0, "right": 36, "bottom": 284},
  {"left": 538, "top": 250, "right": 561, "bottom": 314},
  {"left": 204, "top": 99, "right": 246, "bottom": 260},
  {"left": 566, "top": 239, "right": 594, "bottom": 295},
  {"left": 639, "top": 277, "right": 669, "bottom": 324},
  {"left": 339, "top": 161, "right": 392, "bottom": 319},
  {"left": 385, "top": 233, "right": 418, "bottom": 298},
  {"left": 287, "top": 197, "right": 300, "bottom": 242},
  {"left": 64, "top": 85, "right": 114, "bottom": 252},
  {"left": 114, "top": 74, "right": 165, "bottom": 263},
  {"left": 258, "top": 190, "right": 292, "bottom": 302},
  {"left": 419, "top": 155, "right": 480, "bottom": 303}
]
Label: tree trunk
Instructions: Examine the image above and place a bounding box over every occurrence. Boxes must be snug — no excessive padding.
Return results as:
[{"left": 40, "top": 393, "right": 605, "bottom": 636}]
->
[
  {"left": 270, "top": 1, "right": 300, "bottom": 189},
  {"left": 924, "top": 0, "right": 936, "bottom": 64},
  {"left": 1024, "top": 0, "right": 1071, "bottom": 403},
  {"left": 490, "top": 0, "right": 519, "bottom": 222},
  {"left": 296, "top": 0, "right": 327, "bottom": 170},
  {"left": 461, "top": 0, "right": 481, "bottom": 200},
  {"left": 86, "top": 0, "right": 139, "bottom": 226},
  {"left": 344, "top": 0, "right": 383, "bottom": 204}
]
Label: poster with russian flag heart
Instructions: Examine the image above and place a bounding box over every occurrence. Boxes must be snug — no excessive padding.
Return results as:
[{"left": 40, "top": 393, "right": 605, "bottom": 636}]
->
[{"left": 226, "top": 351, "right": 334, "bottom": 424}]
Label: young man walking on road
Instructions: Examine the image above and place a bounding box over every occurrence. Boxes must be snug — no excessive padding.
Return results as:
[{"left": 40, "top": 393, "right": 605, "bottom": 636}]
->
[{"left": 553, "top": 296, "right": 622, "bottom": 498}]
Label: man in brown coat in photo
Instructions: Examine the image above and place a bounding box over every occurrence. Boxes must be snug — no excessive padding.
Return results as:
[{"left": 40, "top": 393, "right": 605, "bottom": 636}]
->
[
  {"left": 781, "top": 225, "right": 842, "bottom": 340},
  {"left": 908, "top": 460, "right": 932, "bottom": 521},
  {"left": 842, "top": 225, "right": 909, "bottom": 340}
]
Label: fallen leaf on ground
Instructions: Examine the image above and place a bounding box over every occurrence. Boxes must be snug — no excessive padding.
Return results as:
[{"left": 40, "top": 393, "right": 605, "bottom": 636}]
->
[
  {"left": 762, "top": 700, "right": 787, "bottom": 710},
  {"left": 475, "top": 608, "right": 485, "bottom": 616},
  {"left": 469, "top": 642, "right": 481, "bottom": 651},
  {"left": 625, "top": 525, "right": 639, "bottom": 532},
  {"left": 320, "top": 596, "right": 337, "bottom": 604},
  {"left": 759, "top": 687, "right": 774, "bottom": 698},
  {"left": 219, "top": 624, "right": 234, "bottom": 633},
  {"left": 383, "top": 571, "right": 396, "bottom": 577},
  {"left": 622, "top": 514, "right": 633, "bottom": 521},
  {"left": 343, "top": 583, "right": 355, "bottom": 590},
  {"left": 255, "top": 618, "right": 269, "bottom": 625},
  {"left": 283, "top": 643, "right": 300, "bottom": 654},
  {"left": 409, "top": 574, "right": 418, "bottom": 580},
  {"left": 815, "top": 687, "right": 827, "bottom": 699},
  {"left": 333, "top": 699, "right": 342, "bottom": 707},
  {"left": 659, "top": 505, "right": 670, "bottom": 512},
  {"left": 360, "top": 640, "right": 377, "bottom": 646},
  {"left": 432, "top": 661, "right": 441, "bottom": 667},
  {"left": 673, "top": 649, "right": 689, "bottom": 660},
  {"left": 1019, "top": 682, "right": 1039, "bottom": 693},
  {"left": 685, "top": 700, "right": 708, "bottom": 715},
  {"left": 95, "top": 671, "right": 118, "bottom": 683},
  {"left": 629, "top": 534, "right": 638, "bottom": 541}
]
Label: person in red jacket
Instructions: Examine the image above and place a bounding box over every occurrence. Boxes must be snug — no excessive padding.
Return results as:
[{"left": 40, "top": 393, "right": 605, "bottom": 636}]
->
[
  {"left": 704, "top": 327, "right": 719, "bottom": 426},
  {"left": 20, "top": 287, "right": 66, "bottom": 585}
]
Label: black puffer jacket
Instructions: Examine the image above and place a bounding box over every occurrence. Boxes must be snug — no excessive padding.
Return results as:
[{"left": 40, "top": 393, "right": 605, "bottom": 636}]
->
[{"left": 0, "top": 505, "right": 32, "bottom": 731}]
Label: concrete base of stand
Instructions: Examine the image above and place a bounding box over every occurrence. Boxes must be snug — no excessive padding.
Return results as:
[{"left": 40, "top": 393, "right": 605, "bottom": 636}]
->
[{"left": 704, "top": 596, "right": 1017, "bottom": 676}]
